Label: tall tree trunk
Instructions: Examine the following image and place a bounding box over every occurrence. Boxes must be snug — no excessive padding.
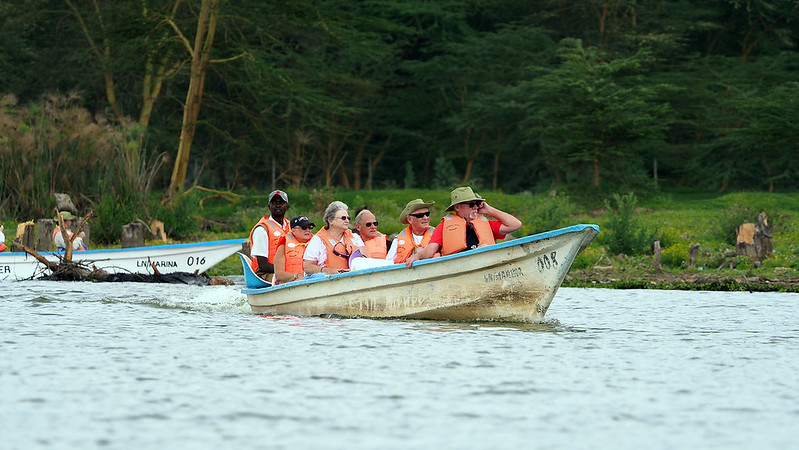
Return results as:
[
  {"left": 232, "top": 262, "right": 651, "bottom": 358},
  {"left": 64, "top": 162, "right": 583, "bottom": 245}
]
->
[
  {"left": 168, "top": 0, "right": 219, "bottom": 198},
  {"left": 593, "top": 157, "right": 601, "bottom": 187}
]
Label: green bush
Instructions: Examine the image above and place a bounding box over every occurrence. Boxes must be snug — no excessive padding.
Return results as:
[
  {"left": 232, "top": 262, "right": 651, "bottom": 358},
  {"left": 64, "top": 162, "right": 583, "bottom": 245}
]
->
[
  {"left": 660, "top": 242, "right": 690, "bottom": 268},
  {"left": 151, "top": 193, "right": 201, "bottom": 239},
  {"left": 602, "top": 192, "right": 658, "bottom": 256},
  {"left": 711, "top": 205, "right": 755, "bottom": 245}
]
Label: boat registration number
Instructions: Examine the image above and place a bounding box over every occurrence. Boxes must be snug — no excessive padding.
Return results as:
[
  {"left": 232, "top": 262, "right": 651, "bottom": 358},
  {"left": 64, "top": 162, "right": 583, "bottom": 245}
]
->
[
  {"left": 536, "top": 251, "right": 558, "bottom": 272},
  {"left": 484, "top": 266, "right": 524, "bottom": 283},
  {"left": 0, "top": 265, "right": 10, "bottom": 274}
]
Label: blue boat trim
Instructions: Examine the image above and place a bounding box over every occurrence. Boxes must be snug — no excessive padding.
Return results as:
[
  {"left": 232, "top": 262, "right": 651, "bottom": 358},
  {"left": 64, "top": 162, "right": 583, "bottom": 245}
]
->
[
  {"left": 242, "top": 224, "right": 599, "bottom": 294},
  {"left": 238, "top": 252, "right": 272, "bottom": 289},
  {"left": 2, "top": 238, "right": 246, "bottom": 257}
]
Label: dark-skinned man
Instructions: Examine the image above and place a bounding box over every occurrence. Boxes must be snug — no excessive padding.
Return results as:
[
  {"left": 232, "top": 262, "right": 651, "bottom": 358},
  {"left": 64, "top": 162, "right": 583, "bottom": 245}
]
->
[{"left": 247, "top": 190, "right": 291, "bottom": 282}]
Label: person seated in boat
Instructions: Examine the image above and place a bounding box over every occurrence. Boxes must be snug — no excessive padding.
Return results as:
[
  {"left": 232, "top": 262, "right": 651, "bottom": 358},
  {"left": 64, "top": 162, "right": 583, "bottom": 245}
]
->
[
  {"left": 303, "top": 201, "right": 368, "bottom": 275},
  {"left": 53, "top": 211, "right": 87, "bottom": 251},
  {"left": 0, "top": 224, "right": 6, "bottom": 252},
  {"left": 353, "top": 209, "right": 390, "bottom": 259},
  {"left": 247, "top": 190, "right": 291, "bottom": 282},
  {"left": 273, "top": 215, "right": 315, "bottom": 284},
  {"left": 386, "top": 198, "right": 439, "bottom": 264},
  {"left": 404, "top": 186, "right": 522, "bottom": 268}
]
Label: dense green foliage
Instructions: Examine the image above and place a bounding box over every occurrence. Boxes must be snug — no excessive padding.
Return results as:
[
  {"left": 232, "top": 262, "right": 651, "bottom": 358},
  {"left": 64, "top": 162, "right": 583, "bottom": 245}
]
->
[{"left": 1, "top": 0, "right": 798, "bottom": 235}]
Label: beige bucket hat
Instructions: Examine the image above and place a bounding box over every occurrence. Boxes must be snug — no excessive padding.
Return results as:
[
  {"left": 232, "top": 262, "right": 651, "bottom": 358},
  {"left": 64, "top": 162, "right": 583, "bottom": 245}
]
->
[
  {"left": 445, "top": 186, "right": 485, "bottom": 211},
  {"left": 54, "top": 211, "right": 77, "bottom": 221},
  {"left": 398, "top": 198, "right": 435, "bottom": 224}
]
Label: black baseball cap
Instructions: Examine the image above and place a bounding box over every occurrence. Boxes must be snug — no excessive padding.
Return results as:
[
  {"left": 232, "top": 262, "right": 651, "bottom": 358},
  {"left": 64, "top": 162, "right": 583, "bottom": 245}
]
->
[{"left": 290, "top": 216, "right": 315, "bottom": 228}]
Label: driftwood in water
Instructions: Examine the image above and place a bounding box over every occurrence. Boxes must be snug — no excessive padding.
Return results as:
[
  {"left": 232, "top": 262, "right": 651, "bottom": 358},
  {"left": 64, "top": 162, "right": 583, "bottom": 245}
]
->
[
  {"left": 40, "top": 269, "right": 233, "bottom": 285},
  {"left": 736, "top": 211, "right": 772, "bottom": 261},
  {"left": 18, "top": 242, "right": 232, "bottom": 285}
]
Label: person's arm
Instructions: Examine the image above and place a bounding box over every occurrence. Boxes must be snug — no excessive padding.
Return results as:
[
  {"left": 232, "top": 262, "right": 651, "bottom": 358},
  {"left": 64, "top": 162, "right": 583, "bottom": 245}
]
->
[
  {"left": 404, "top": 242, "right": 441, "bottom": 268},
  {"left": 53, "top": 229, "right": 66, "bottom": 249},
  {"left": 251, "top": 227, "right": 274, "bottom": 273},
  {"left": 255, "top": 256, "right": 274, "bottom": 274},
  {"left": 351, "top": 234, "right": 368, "bottom": 258},
  {"left": 478, "top": 202, "right": 522, "bottom": 236},
  {"left": 303, "top": 237, "right": 344, "bottom": 274}
]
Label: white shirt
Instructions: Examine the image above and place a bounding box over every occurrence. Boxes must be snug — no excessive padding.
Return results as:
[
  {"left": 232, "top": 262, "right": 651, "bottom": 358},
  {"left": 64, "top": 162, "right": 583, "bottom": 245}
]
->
[
  {"left": 54, "top": 228, "right": 85, "bottom": 251},
  {"left": 0, "top": 230, "right": 5, "bottom": 247},
  {"left": 304, "top": 231, "right": 364, "bottom": 267},
  {"left": 251, "top": 216, "right": 289, "bottom": 259},
  {"left": 385, "top": 233, "right": 425, "bottom": 262}
]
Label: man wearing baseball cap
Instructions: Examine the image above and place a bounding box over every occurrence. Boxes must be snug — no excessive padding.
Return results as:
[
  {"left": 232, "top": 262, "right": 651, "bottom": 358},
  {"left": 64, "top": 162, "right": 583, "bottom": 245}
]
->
[{"left": 247, "top": 190, "right": 291, "bottom": 281}]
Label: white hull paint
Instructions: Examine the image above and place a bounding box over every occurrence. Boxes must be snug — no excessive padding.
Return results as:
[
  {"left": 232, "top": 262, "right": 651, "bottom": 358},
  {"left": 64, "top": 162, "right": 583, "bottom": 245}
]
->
[
  {"left": 0, "top": 239, "right": 245, "bottom": 281},
  {"left": 244, "top": 225, "right": 599, "bottom": 322}
]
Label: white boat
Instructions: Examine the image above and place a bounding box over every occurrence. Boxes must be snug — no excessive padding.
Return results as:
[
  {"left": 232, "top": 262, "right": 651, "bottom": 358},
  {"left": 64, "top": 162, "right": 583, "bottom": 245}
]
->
[
  {"left": 243, "top": 224, "right": 599, "bottom": 322},
  {"left": 0, "top": 239, "right": 246, "bottom": 281}
]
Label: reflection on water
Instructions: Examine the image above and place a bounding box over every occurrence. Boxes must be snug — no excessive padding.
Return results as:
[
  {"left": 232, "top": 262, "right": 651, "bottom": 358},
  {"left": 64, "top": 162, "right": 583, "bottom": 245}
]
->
[{"left": 1, "top": 282, "right": 797, "bottom": 449}]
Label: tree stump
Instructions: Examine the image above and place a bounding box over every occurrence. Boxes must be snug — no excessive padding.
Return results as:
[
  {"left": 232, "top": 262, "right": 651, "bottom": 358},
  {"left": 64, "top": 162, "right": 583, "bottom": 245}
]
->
[
  {"left": 653, "top": 240, "right": 661, "bottom": 273},
  {"left": 14, "top": 221, "right": 35, "bottom": 251},
  {"left": 688, "top": 243, "right": 700, "bottom": 267},
  {"left": 735, "top": 223, "right": 757, "bottom": 258},
  {"left": 753, "top": 211, "right": 772, "bottom": 260},
  {"left": 36, "top": 219, "right": 55, "bottom": 251},
  {"left": 736, "top": 211, "right": 772, "bottom": 261},
  {"left": 121, "top": 223, "right": 147, "bottom": 248}
]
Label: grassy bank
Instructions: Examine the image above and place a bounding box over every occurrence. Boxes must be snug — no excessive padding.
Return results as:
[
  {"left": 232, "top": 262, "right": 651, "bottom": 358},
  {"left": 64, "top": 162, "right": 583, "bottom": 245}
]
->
[{"left": 4, "top": 188, "right": 797, "bottom": 290}]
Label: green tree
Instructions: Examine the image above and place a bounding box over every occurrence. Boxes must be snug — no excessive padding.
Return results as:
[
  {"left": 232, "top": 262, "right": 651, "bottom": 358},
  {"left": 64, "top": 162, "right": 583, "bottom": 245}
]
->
[{"left": 521, "top": 39, "right": 672, "bottom": 191}]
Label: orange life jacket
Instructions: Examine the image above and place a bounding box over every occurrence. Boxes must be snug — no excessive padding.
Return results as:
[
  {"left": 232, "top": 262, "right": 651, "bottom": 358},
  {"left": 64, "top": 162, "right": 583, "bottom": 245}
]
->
[
  {"left": 0, "top": 242, "right": 6, "bottom": 252},
  {"left": 316, "top": 227, "right": 358, "bottom": 270},
  {"left": 247, "top": 216, "right": 288, "bottom": 272},
  {"left": 394, "top": 225, "right": 435, "bottom": 263},
  {"left": 283, "top": 232, "right": 312, "bottom": 274},
  {"left": 52, "top": 227, "right": 87, "bottom": 251},
  {"left": 440, "top": 214, "right": 495, "bottom": 256},
  {"left": 362, "top": 232, "right": 388, "bottom": 259}
]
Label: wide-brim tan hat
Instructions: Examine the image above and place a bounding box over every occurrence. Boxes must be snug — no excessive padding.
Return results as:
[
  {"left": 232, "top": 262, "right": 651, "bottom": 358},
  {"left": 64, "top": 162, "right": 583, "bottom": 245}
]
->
[
  {"left": 54, "top": 211, "right": 77, "bottom": 221},
  {"left": 445, "top": 186, "right": 485, "bottom": 211},
  {"left": 399, "top": 199, "right": 435, "bottom": 224}
]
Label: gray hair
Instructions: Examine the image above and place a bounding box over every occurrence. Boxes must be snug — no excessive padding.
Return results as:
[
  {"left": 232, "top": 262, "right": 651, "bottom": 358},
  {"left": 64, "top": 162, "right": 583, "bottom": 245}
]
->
[
  {"left": 354, "top": 209, "right": 373, "bottom": 225},
  {"left": 323, "top": 201, "right": 349, "bottom": 225}
]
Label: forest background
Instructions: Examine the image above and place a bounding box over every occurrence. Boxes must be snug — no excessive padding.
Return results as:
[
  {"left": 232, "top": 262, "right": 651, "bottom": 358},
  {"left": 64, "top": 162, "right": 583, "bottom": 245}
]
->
[{"left": 0, "top": 0, "right": 797, "bottom": 284}]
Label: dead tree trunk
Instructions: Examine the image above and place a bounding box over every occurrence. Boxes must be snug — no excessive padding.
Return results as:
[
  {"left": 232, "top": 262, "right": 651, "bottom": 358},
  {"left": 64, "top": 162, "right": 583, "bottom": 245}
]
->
[
  {"left": 736, "top": 211, "right": 772, "bottom": 261},
  {"left": 653, "top": 240, "right": 661, "bottom": 273},
  {"left": 753, "top": 211, "right": 772, "bottom": 260},
  {"left": 688, "top": 243, "right": 700, "bottom": 267}
]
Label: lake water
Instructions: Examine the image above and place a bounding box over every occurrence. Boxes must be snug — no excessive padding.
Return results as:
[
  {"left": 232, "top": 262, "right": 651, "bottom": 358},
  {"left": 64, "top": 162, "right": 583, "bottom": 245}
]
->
[{"left": 2, "top": 280, "right": 797, "bottom": 449}]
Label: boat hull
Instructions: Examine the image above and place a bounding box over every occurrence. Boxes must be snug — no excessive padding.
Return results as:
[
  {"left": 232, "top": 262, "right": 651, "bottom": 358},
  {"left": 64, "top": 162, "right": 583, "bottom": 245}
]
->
[
  {"left": 244, "top": 225, "right": 598, "bottom": 322},
  {"left": 0, "top": 239, "right": 245, "bottom": 281}
]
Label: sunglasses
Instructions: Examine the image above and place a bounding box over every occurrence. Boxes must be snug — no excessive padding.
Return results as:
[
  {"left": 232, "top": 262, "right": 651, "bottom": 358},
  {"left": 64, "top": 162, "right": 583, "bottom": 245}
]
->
[
  {"left": 332, "top": 242, "right": 350, "bottom": 259},
  {"left": 460, "top": 201, "right": 483, "bottom": 208},
  {"left": 363, "top": 221, "right": 378, "bottom": 227},
  {"left": 298, "top": 225, "right": 313, "bottom": 230},
  {"left": 408, "top": 211, "right": 430, "bottom": 218},
  {"left": 338, "top": 215, "right": 351, "bottom": 221}
]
